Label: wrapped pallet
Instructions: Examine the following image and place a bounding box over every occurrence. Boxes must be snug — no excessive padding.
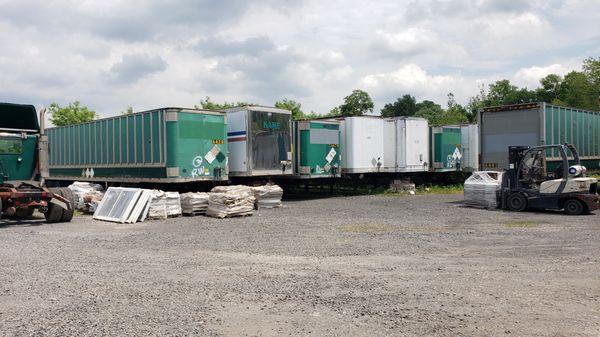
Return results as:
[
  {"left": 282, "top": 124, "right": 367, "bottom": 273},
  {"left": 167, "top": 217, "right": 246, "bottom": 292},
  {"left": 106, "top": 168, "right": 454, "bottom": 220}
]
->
[
  {"left": 251, "top": 184, "right": 283, "bottom": 209},
  {"left": 206, "top": 185, "right": 255, "bottom": 218},
  {"left": 181, "top": 192, "right": 210, "bottom": 215},
  {"left": 68, "top": 182, "right": 105, "bottom": 213},
  {"left": 147, "top": 190, "right": 168, "bottom": 220},
  {"left": 464, "top": 171, "right": 504, "bottom": 208},
  {"left": 165, "top": 192, "right": 182, "bottom": 217}
]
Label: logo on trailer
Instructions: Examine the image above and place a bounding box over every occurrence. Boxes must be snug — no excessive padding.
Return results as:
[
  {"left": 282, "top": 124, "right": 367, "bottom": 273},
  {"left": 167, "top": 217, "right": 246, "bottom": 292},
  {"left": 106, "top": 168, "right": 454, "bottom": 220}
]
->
[{"left": 263, "top": 120, "right": 280, "bottom": 130}]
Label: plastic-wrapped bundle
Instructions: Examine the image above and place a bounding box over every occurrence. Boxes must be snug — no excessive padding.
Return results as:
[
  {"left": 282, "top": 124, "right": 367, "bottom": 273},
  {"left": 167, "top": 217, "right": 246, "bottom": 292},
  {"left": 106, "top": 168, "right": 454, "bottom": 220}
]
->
[
  {"left": 68, "top": 182, "right": 104, "bottom": 213},
  {"left": 251, "top": 184, "right": 283, "bottom": 209},
  {"left": 165, "top": 192, "right": 182, "bottom": 217},
  {"left": 180, "top": 192, "right": 210, "bottom": 215},
  {"left": 206, "top": 185, "right": 255, "bottom": 218},
  {"left": 147, "top": 190, "right": 168, "bottom": 220},
  {"left": 464, "top": 171, "right": 504, "bottom": 208}
]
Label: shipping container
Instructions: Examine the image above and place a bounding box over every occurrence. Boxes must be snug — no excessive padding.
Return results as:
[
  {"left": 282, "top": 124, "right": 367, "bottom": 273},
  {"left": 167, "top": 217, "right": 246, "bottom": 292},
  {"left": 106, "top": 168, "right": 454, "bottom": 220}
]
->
[
  {"left": 383, "top": 117, "right": 429, "bottom": 172},
  {"left": 47, "top": 107, "right": 228, "bottom": 183},
  {"left": 325, "top": 116, "right": 385, "bottom": 174},
  {"left": 479, "top": 102, "right": 600, "bottom": 171},
  {"left": 226, "top": 106, "right": 293, "bottom": 176},
  {"left": 430, "top": 124, "right": 479, "bottom": 172},
  {"left": 293, "top": 120, "right": 341, "bottom": 178}
]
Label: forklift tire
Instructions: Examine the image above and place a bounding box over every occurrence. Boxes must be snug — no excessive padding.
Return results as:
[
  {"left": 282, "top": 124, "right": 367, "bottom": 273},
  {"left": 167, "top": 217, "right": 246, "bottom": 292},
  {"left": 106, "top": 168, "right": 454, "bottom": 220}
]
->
[
  {"left": 507, "top": 193, "right": 527, "bottom": 212},
  {"left": 563, "top": 199, "right": 585, "bottom": 216},
  {"left": 45, "top": 188, "right": 64, "bottom": 223},
  {"left": 58, "top": 187, "right": 75, "bottom": 222}
]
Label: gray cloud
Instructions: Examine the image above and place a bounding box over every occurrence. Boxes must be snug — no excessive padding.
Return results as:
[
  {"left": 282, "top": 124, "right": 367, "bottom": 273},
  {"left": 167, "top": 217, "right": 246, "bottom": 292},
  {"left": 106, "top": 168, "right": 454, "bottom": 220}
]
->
[
  {"left": 109, "top": 54, "right": 168, "bottom": 83},
  {"left": 195, "top": 36, "right": 275, "bottom": 57}
]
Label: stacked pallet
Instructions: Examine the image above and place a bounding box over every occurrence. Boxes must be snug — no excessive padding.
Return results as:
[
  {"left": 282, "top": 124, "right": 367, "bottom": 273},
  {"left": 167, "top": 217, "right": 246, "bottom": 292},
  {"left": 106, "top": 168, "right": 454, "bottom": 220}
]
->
[
  {"left": 181, "top": 192, "right": 210, "bottom": 215},
  {"left": 206, "top": 185, "right": 255, "bottom": 218},
  {"left": 251, "top": 184, "right": 283, "bottom": 209}
]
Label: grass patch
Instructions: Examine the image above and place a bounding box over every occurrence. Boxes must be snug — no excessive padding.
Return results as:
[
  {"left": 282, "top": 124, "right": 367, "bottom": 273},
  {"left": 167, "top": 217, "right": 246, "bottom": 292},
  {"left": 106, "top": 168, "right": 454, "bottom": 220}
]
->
[
  {"left": 505, "top": 220, "right": 539, "bottom": 228},
  {"left": 416, "top": 184, "right": 463, "bottom": 195},
  {"left": 339, "top": 223, "right": 395, "bottom": 234}
]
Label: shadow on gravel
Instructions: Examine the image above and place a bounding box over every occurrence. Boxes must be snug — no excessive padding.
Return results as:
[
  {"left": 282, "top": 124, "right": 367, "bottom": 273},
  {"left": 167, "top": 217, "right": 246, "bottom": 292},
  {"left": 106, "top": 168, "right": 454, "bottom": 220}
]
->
[{"left": 0, "top": 217, "right": 46, "bottom": 228}]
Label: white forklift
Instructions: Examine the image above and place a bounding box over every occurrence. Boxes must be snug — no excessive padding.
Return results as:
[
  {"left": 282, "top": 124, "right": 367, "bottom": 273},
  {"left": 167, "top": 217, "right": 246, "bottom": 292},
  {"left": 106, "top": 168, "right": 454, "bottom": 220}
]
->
[{"left": 502, "top": 144, "right": 598, "bottom": 215}]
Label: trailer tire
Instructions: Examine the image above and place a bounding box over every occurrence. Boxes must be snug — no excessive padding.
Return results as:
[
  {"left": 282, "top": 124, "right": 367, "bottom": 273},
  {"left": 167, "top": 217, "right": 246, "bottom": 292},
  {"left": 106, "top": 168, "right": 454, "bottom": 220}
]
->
[
  {"left": 563, "top": 199, "right": 585, "bottom": 216},
  {"left": 45, "top": 188, "right": 64, "bottom": 223},
  {"left": 58, "top": 187, "right": 75, "bottom": 222},
  {"left": 507, "top": 193, "right": 527, "bottom": 212}
]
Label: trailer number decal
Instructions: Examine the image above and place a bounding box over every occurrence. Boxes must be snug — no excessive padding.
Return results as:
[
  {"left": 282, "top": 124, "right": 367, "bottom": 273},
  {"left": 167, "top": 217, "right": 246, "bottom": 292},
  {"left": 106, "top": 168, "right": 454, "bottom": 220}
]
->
[{"left": 212, "top": 139, "right": 224, "bottom": 145}]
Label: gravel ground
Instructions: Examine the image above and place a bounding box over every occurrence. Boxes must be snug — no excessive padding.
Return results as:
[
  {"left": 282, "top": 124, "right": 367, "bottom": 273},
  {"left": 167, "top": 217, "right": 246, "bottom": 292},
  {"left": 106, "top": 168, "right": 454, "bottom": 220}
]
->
[{"left": 0, "top": 193, "right": 599, "bottom": 337}]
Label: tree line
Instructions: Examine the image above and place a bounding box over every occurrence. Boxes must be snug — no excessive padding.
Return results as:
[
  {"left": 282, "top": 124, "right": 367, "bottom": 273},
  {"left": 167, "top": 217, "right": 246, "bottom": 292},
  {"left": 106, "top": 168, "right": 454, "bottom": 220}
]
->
[{"left": 49, "top": 57, "right": 599, "bottom": 126}]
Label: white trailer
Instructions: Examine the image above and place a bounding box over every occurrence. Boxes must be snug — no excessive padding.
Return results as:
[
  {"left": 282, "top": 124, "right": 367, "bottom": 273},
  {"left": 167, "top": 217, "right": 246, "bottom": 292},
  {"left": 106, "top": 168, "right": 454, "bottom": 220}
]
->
[
  {"left": 226, "top": 106, "right": 293, "bottom": 176},
  {"left": 327, "top": 116, "right": 385, "bottom": 174},
  {"left": 383, "top": 117, "right": 429, "bottom": 172}
]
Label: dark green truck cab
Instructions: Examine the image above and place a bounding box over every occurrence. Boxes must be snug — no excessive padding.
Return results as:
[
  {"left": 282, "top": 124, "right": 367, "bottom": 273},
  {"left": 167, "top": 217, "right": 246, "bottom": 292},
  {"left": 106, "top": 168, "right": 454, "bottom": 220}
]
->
[{"left": 0, "top": 103, "right": 73, "bottom": 222}]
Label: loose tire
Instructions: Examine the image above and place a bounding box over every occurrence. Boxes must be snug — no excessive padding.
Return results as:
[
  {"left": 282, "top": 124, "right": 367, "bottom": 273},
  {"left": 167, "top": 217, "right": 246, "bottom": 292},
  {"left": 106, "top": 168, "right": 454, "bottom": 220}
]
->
[
  {"left": 563, "top": 199, "right": 585, "bottom": 216},
  {"left": 45, "top": 188, "right": 64, "bottom": 223},
  {"left": 507, "top": 193, "right": 528, "bottom": 212},
  {"left": 58, "top": 187, "right": 75, "bottom": 222}
]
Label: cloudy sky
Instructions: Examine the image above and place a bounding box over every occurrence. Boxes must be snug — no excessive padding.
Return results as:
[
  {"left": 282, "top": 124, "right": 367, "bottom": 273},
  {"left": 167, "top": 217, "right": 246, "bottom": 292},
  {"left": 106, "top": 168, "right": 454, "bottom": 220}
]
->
[{"left": 1, "top": 0, "right": 599, "bottom": 121}]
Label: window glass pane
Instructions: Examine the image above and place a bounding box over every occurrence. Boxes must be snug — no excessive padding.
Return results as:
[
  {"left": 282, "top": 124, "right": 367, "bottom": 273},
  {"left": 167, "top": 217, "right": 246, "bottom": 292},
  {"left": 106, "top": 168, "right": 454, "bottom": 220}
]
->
[{"left": 0, "top": 139, "right": 23, "bottom": 154}]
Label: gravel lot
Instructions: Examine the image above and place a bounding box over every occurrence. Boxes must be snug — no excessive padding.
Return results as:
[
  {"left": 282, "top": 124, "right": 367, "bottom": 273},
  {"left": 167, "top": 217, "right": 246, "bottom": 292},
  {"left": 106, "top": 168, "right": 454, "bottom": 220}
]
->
[{"left": 0, "top": 193, "right": 599, "bottom": 337}]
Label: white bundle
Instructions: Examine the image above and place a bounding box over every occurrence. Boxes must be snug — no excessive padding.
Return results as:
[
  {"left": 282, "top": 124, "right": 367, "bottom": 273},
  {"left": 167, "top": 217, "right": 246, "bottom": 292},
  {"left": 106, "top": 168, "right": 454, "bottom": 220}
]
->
[
  {"left": 147, "top": 190, "right": 168, "bottom": 220},
  {"left": 464, "top": 171, "right": 504, "bottom": 208},
  {"left": 165, "top": 192, "right": 182, "bottom": 217},
  {"left": 206, "top": 185, "right": 255, "bottom": 218},
  {"left": 251, "top": 184, "right": 283, "bottom": 209},
  {"left": 180, "top": 192, "right": 210, "bottom": 215},
  {"left": 68, "top": 182, "right": 104, "bottom": 213}
]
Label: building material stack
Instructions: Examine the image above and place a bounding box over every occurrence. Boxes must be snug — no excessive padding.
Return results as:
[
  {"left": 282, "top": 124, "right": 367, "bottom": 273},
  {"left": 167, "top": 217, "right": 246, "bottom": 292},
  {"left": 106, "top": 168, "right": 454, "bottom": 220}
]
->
[
  {"left": 251, "top": 185, "right": 283, "bottom": 208},
  {"left": 181, "top": 192, "right": 210, "bottom": 215},
  {"left": 206, "top": 185, "right": 255, "bottom": 218}
]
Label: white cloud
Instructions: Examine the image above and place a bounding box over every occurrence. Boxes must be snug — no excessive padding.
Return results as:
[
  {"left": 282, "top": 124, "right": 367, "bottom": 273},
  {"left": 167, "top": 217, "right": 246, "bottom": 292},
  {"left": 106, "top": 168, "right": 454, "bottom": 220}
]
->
[
  {"left": 513, "top": 64, "right": 571, "bottom": 88},
  {"left": 0, "top": 0, "right": 598, "bottom": 117}
]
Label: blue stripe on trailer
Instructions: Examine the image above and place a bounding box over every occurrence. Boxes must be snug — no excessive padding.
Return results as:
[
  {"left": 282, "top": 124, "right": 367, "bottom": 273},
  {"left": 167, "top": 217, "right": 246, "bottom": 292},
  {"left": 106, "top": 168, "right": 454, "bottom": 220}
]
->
[{"left": 227, "top": 131, "right": 247, "bottom": 136}]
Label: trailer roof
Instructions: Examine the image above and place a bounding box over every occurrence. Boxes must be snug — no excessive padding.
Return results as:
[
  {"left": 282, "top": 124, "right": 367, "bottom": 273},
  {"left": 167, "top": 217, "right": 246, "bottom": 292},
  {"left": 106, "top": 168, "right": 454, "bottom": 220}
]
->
[
  {"left": 482, "top": 102, "right": 541, "bottom": 113},
  {"left": 482, "top": 102, "right": 599, "bottom": 114},
  {"left": 0, "top": 102, "right": 39, "bottom": 132}
]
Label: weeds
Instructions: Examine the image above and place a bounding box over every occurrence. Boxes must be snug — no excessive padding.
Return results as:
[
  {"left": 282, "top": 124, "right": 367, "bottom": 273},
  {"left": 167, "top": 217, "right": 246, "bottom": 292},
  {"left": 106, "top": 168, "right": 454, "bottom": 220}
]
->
[{"left": 505, "top": 220, "right": 539, "bottom": 228}]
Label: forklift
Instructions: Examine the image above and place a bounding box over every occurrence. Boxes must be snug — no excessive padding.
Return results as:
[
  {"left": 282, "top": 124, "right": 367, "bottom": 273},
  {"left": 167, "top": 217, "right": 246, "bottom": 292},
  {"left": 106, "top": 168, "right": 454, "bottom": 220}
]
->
[{"left": 502, "top": 144, "right": 598, "bottom": 215}]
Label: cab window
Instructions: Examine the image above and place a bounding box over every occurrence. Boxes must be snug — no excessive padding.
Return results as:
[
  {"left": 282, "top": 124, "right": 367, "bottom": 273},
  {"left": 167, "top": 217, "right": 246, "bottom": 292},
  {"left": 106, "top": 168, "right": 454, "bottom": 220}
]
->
[{"left": 0, "top": 139, "right": 23, "bottom": 154}]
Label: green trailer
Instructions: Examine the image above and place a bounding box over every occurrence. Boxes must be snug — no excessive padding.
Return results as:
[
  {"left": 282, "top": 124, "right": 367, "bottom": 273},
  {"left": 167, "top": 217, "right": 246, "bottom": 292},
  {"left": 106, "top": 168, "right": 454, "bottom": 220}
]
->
[
  {"left": 293, "top": 120, "right": 341, "bottom": 178},
  {"left": 480, "top": 102, "right": 600, "bottom": 171},
  {"left": 430, "top": 126, "right": 462, "bottom": 172},
  {"left": 47, "top": 107, "right": 228, "bottom": 183}
]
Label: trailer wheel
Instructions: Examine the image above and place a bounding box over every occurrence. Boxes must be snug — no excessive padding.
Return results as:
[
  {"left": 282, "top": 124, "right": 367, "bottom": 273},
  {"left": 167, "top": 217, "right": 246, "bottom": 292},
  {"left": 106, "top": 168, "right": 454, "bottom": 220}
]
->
[
  {"left": 58, "top": 187, "right": 75, "bottom": 222},
  {"left": 563, "top": 199, "right": 585, "bottom": 216},
  {"left": 507, "top": 193, "right": 527, "bottom": 212},
  {"left": 45, "top": 188, "right": 64, "bottom": 223}
]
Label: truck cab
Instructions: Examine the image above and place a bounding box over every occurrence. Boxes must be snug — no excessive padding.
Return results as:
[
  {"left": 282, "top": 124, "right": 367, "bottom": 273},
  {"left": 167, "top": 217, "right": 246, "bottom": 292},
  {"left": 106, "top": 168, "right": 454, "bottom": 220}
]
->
[{"left": 0, "top": 102, "right": 73, "bottom": 222}]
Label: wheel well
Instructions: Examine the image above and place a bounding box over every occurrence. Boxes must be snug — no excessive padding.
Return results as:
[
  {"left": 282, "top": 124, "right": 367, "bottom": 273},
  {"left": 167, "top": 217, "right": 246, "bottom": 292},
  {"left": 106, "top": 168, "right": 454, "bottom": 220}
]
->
[{"left": 560, "top": 197, "right": 587, "bottom": 211}]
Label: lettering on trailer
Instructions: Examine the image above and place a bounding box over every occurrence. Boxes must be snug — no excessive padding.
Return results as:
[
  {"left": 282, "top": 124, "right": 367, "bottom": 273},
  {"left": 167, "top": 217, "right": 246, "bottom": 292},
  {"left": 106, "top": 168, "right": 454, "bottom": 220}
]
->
[
  {"left": 191, "top": 155, "right": 206, "bottom": 178},
  {"left": 263, "top": 120, "right": 280, "bottom": 130}
]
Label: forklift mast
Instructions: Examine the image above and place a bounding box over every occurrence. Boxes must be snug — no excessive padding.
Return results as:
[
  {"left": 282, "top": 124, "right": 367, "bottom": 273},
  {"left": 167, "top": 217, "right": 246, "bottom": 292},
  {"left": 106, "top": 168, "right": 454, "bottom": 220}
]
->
[{"left": 506, "top": 146, "right": 531, "bottom": 190}]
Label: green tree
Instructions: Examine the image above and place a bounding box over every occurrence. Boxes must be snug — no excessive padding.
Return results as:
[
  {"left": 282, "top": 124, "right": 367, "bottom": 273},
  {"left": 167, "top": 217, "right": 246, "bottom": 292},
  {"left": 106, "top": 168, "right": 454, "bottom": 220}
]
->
[
  {"left": 327, "top": 106, "right": 342, "bottom": 117},
  {"left": 195, "top": 96, "right": 255, "bottom": 110},
  {"left": 485, "top": 79, "right": 537, "bottom": 106},
  {"left": 414, "top": 102, "right": 445, "bottom": 125},
  {"left": 380, "top": 94, "right": 417, "bottom": 117},
  {"left": 339, "top": 89, "right": 374, "bottom": 116},
  {"left": 48, "top": 101, "right": 96, "bottom": 126},
  {"left": 536, "top": 74, "right": 564, "bottom": 104},
  {"left": 275, "top": 98, "right": 305, "bottom": 120},
  {"left": 560, "top": 71, "right": 597, "bottom": 110},
  {"left": 120, "top": 106, "right": 134, "bottom": 115}
]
